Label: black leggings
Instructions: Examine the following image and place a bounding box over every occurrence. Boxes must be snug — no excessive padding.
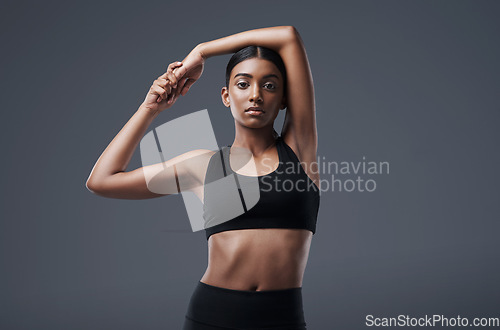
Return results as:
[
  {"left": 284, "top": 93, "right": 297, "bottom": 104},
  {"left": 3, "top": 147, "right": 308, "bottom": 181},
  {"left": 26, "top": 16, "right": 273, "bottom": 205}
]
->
[{"left": 183, "top": 281, "right": 307, "bottom": 330}]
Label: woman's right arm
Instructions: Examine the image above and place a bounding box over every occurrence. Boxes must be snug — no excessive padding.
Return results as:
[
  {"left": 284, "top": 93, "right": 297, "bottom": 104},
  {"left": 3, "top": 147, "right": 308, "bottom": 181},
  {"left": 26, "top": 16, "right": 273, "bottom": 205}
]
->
[
  {"left": 85, "top": 105, "right": 163, "bottom": 199},
  {"left": 85, "top": 61, "right": 211, "bottom": 200}
]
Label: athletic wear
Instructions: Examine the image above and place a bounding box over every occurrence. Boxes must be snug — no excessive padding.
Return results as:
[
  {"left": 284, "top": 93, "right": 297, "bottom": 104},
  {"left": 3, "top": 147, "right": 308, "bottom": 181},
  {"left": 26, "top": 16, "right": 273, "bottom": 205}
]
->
[
  {"left": 203, "top": 135, "right": 320, "bottom": 240},
  {"left": 183, "top": 281, "right": 307, "bottom": 330}
]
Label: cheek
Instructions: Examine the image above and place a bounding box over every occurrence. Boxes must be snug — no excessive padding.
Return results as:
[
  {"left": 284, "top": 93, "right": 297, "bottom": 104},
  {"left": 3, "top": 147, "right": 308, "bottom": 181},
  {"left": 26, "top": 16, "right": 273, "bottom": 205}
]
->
[
  {"left": 269, "top": 93, "right": 283, "bottom": 105},
  {"left": 229, "top": 89, "right": 247, "bottom": 104}
]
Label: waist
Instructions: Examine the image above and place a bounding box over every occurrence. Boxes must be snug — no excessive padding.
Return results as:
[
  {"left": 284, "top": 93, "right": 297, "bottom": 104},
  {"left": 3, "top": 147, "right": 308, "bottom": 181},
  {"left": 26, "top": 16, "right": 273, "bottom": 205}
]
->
[
  {"left": 202, "top": 228, "right": 312, "bottom": 291},
  {"left": 186, "top": 280, "right": 306, "bottom": 328}
]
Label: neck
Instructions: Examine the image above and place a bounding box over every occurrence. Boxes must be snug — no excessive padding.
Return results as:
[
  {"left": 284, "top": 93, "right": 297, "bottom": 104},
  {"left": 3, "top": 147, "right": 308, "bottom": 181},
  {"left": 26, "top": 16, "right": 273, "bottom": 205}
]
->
[{"left": 231, "top": 122, "right": 278, "bottom": 156}]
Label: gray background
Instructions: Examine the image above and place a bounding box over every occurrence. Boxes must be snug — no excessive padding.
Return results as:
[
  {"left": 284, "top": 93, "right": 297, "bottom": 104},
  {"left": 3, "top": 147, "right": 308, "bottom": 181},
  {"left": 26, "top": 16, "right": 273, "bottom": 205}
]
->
[{"left": 1, "top": 0, "right": 499, "bottom": 329}]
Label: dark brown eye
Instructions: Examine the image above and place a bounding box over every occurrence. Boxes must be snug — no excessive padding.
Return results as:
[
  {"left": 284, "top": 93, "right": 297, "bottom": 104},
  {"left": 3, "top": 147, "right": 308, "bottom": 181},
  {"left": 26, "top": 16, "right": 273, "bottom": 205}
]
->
[
  {"left": 237, "top": 82, "right": 249, "bottom": 88},
  {"left": 264, "top": 83, "right": 276, "bottom": 90}
]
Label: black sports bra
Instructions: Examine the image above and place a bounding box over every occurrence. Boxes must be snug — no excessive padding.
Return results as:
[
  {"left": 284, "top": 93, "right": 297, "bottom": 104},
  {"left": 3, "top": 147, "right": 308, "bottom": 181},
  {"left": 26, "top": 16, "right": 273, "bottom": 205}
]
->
[{"left": 202, "top": 135, "right": 320, "bottom": 240}]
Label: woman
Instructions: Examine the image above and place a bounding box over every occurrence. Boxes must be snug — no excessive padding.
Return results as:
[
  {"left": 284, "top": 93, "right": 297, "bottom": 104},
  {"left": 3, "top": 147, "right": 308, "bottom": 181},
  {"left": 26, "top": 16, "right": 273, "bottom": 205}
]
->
[{"left": 86, "top": 26, "right": 320, "bottom": 329}]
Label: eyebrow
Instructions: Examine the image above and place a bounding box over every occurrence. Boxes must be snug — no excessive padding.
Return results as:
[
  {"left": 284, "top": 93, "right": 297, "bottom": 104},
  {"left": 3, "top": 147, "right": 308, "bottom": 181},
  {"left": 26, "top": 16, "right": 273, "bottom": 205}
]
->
[{"left": 234, "top": 73, "right": 279, "bottom": 80}]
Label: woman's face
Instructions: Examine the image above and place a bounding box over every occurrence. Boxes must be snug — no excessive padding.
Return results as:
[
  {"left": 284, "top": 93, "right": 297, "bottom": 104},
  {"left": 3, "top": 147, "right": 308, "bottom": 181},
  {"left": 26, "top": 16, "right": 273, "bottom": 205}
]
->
[{"left": 222, "top": 58, "right": 286, "bottom": 129}]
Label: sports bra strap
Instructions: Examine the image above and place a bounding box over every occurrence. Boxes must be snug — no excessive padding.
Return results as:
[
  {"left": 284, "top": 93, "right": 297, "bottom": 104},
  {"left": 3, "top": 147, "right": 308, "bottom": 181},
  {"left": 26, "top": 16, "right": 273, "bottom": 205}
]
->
[{"left": 218, "top": 147, "right": 248, "bottom": 212}]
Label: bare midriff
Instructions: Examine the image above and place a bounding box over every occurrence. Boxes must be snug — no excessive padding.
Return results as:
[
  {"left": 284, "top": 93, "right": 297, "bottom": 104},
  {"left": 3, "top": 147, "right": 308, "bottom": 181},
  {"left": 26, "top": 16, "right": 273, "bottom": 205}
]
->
[{"left": 200, "top": 228, "right": 313, "bottom": 291}]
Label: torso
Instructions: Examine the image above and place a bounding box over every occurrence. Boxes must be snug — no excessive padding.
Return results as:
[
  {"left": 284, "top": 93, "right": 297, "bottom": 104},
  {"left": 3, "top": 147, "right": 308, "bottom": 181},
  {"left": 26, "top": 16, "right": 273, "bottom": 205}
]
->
[
  {"left": 201, "top": 228, "right": 312, "bottom": 291},
  {"left": 199, "top": 134, "right": 320, "bottom": 291}
]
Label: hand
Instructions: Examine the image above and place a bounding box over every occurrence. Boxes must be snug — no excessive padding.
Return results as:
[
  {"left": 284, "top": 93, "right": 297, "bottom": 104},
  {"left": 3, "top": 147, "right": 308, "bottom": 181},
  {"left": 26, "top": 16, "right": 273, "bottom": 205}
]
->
[
  {"left": 141, "top": 61, "right": 183, "bottom": 114},
  {"left": 172, "top": 46, "right": 205, "bottom": 99}
]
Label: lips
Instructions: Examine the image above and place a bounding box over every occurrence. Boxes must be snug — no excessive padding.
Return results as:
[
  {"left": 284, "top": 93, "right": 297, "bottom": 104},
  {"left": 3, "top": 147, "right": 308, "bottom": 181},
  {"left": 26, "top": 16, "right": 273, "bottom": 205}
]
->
[{"left": 245, "top": 107, "right": 264, "bottom": 113}]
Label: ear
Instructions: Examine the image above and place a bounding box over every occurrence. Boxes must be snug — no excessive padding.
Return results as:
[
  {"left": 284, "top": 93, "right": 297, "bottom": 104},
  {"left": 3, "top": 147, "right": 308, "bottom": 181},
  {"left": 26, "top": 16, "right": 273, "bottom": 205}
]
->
[{"left": 221, "top": 87, "right": 230, "bottom": 108}]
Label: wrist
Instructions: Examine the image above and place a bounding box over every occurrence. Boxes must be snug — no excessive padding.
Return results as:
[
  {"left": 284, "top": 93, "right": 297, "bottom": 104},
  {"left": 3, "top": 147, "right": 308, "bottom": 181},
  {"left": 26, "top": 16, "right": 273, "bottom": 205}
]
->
[
  {"left": 138, "top": 104, "right": 160, "bottom": 119},
  {"left": 195, "top": 43, "right": 208, "bottom": 60}
]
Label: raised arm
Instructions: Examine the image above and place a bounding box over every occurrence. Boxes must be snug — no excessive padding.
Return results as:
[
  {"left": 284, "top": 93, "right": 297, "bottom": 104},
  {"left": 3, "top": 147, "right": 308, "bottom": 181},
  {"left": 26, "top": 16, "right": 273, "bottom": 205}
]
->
[
  {"left": 174, "top": 26, "right": 318, "bottom": 184},
  {"left": 173, "top": 26, "right": 294, "bottom": 96},
  {"left": 198, "top": 26, "right": 294, "bottom": 58},
  {"left": 85, "top": 62, "right": 212, "bottom": 200}
]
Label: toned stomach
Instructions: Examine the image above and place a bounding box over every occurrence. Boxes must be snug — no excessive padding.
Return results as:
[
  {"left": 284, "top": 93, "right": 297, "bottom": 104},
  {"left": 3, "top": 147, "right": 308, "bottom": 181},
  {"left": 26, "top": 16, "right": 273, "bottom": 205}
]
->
[{"left": 200, "top": 228, "right": 313, "bottom": 291}]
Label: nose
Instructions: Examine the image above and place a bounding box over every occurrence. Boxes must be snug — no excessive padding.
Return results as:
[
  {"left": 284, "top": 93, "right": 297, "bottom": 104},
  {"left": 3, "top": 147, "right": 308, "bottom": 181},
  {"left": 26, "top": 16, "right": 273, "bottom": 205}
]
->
[{"left": 249, "top": 84, "right": 263, "bottom": 103}]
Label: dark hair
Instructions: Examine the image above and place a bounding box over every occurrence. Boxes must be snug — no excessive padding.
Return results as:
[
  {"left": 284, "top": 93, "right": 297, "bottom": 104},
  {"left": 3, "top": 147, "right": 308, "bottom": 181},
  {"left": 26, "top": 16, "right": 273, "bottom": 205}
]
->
[{"left": 225, "top": 46, "right": 287, "bottom": 96}]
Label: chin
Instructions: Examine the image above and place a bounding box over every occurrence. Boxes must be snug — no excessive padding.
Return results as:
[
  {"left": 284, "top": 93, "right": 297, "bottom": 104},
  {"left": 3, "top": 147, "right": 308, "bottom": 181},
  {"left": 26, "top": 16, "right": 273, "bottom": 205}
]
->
[
  {"left": 244, "top": 122, "right": 267, "bottom": 129},
  {"left": 236, "top": 118, "right": 268, "bottom": 129}
]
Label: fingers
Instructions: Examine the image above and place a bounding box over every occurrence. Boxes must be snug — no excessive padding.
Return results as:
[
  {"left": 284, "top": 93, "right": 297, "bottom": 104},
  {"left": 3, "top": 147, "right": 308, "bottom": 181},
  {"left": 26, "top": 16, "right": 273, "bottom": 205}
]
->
[
  {"left": 151, "top": 84, "right": 169, "bottom": 102},
  {"left": 174, "top": 77, "right": 187, "bottom": 99},
  {"left": 158, "top": 61, "right": 183, "bottom": 102},
  {"left": 173, "top": 64, "right": 188, "bottom": 82},
  {"left": 161, "top": 61, "right": 183, "bottom": 76},
  {"left": 149, "top": 61, "right": 184, "bottom": 105},
  {"left": 167, "top": 70, "right": 178, "bottom": 88},
  {"left": 163, "top": 61, "right": 183, "bottom": 87},
  {"left": 166, "top": 89, "right": 177, "bottom": 105},
  {"left": 151, "top": 77, "right": 174, "bottom": 104}
]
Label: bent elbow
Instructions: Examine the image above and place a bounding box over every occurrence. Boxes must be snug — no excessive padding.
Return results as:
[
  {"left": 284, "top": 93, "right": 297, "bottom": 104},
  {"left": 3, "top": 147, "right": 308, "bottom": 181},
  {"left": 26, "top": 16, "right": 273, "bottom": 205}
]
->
[
  {"left": 283, "top": 26, "right": 300, "bottom": 43},
  {"left": 85, "top": 182, "right": 95, "bottom": 194},
  {"left": 285, "top": 25, "right": 299, "bottom": 36},
  {"left": 85, "top": 179, "right": 100, "bottom": 194}
]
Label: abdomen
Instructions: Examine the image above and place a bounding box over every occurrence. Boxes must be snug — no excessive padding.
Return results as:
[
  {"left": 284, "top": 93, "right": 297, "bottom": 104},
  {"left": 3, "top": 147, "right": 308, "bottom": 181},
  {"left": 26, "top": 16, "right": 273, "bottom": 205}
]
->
[{"left": 201, "top": 228, "right": 313, "bottom": 291}]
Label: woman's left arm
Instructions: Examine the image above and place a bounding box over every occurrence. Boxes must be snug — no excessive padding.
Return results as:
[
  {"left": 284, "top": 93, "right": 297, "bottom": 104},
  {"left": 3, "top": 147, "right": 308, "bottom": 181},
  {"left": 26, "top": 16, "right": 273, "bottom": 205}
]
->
[
  {"left": 174, "top": 26, "right": 316, "bottom": 156},
  {"left": 272, "top": 27, "right": 317, "bottom": 157}
]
